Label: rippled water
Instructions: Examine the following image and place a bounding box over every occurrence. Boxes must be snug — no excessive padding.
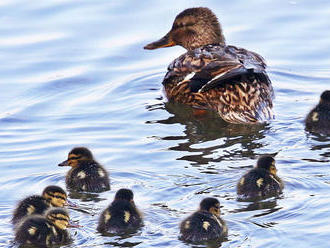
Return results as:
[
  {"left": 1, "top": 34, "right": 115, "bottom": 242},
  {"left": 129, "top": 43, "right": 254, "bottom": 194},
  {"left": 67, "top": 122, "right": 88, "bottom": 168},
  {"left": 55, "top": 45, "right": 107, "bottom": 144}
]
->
[{"left": 0, "top": 0, "right": 329, "bottom": 247}]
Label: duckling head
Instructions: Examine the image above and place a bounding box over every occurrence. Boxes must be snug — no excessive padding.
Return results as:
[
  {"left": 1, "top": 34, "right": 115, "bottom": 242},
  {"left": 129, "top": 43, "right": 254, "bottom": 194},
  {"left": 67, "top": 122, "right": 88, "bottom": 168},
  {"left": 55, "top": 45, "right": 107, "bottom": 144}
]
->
[
  {"left": 144, "top": 7, "right": 225, "bottom": 51},
  {"left": 58, "top": 147, "right": 93, "bottom": 168},
  {"left": 42, "top": 185, "right": 67, "bottom": 207},
  {"left": 114, "top": 188, "right": 134, "bottom": 202},
  {"left": 256, "top": 156, "right": 277, "bottom": 176},
  {"left": 200, "top": 197, "right": 221, "bottom": 217},
  {"left": 320, "top": 90, "right": 330, "bottom": 105},
  {"left": 46, "top": 208, "right": 70, "bottom": 230}
]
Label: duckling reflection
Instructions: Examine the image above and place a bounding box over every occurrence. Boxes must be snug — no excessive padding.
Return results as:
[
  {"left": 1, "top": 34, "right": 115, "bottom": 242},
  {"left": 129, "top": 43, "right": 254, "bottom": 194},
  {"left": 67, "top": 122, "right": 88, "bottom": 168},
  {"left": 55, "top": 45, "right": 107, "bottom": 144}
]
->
[
  {"left": 12, "top": 185, "right": 68, "bottom": 226},
  {"left": 58, "top": 147, "right": 110, "bottom": 193},
  {"left": 180, "top": 197, "right": 227, "bottom": 243},
  {"left": 97, "top": 189, "right": 142, "bottom": 234},
  {"left": 15, "top": 208, "right": 75, "bottom": 247},
  {"left": 305, "top": 90, "right": 330, "bottom": 135},
  {"left": 237, "top": 156, "right": 284, "bottom": 200}
]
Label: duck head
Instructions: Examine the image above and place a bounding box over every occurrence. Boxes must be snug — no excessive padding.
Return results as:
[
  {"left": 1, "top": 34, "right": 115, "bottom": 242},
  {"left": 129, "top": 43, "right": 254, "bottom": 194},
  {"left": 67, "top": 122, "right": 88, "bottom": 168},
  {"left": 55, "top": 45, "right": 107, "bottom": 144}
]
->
[
  {"left": 257, "top": 156, "right": 277, "bottom": 176},
  {"left": 320, "top": 90, "right": 330, "bottom": 105},
  {"left": 58, "top": 147, "right": 93, "bottom": 168},
  {"left": 45, "top": 208, "right": 77, "bottom": 230},
  {"left": 144, "top": 7, "right": 225, "bottom": 51},
  {"left": 200, "top": 197, "right": 221, "bottom": 217},
  {"left": 114, "top": 188, "right": 134, "bottom": 204},
  {"left": 42, "top": 185, "right": 68, "bottom": 207}
]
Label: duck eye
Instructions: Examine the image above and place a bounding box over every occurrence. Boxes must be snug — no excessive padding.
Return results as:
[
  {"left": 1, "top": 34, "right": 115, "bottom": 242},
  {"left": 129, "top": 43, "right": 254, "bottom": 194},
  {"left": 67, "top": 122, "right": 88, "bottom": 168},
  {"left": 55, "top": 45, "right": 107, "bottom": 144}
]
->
[{"left": 68, "top": 155, "right": 82, "bottom": 161}]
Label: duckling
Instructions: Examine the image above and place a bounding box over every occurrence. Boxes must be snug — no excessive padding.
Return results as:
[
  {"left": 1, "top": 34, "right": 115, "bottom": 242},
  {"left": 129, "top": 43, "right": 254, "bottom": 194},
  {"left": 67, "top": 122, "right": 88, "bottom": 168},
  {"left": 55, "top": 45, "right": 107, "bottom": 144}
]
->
[
  {"left": 15, "top": 208, "right": 72, "bottom": 247},
  {"left": 97, "top": 188, "right": 142, "bottom": 234},
  {"left": 12, "top": 185, "right": 68, "bottom": 225},
  {"left": 305, "top": 90, "right": 330, "bottom": 135},
  {"left": 58, "top": 147, "right": 110, "bottom": 193},
  {"left": 180, "top": 197, "right": 227, "bottom": 243},
  {"left": 144, "top": 7, "right": 274, "bottom": 124},
  {"left": 237, "top": 156, "right": 284, "bottom": 200}
]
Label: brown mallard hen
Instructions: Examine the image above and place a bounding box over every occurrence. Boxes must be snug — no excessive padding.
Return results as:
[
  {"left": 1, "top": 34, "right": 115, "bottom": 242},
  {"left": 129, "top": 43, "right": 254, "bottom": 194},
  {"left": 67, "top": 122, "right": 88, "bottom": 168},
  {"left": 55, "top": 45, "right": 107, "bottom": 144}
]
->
[{"left": 144, "top": 7, "right": 274, "bottom": 124}]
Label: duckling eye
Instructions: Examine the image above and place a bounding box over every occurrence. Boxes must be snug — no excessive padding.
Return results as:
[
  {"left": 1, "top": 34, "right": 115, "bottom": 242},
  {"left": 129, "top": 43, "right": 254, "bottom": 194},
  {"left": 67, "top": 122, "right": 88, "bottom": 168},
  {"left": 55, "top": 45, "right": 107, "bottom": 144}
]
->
[{"left": 68, "top": 155, "right": 82, "bottom": 161}]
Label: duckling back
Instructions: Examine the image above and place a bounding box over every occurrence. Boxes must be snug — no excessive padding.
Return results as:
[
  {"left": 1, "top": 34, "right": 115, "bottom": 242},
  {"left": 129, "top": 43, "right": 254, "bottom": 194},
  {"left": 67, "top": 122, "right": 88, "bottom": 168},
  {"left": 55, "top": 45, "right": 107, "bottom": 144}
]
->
[
  {"left": 305, "top": 91, "right": 330, "bottom": 135},
  {"left": 180, "top": 211, "right": 227, "bottom": 242},
  {"left": 237, "top": 168, "right": 283, "bottom": 200},
  {"left": 12, "top": 195, "right": 49, "bottom": 225},
  {"left": 14, "top": 215, "right": 70, "bottom": 247},
  {"left": 97, "top": 200, "right": 142, "bottom": 233},
  {"left": 66, "top": 161, "right": 110, "bottom": 192}
]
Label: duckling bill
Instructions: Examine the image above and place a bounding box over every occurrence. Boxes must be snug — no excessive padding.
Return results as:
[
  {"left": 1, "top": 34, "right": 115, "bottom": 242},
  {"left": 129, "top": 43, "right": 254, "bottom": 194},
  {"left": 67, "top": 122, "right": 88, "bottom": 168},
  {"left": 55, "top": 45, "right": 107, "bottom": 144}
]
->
[
  {"left": 145, "top": 7, "right": 274, "bottom": 124},
  {"left": 58, "top": 147, "right": 110, "bottom": 193},
  {"left": 12, "top": 185, "right": 68, "bottom": 225},
  {"left": 97, "top": 188, "right": 142, "bottom": 234},
  {"left": 305, "top": 90, "right": 330, "bottom": 135},
  {"left": 14, "top": 208, "right": 75, "bottom": 247},
  {"left": 237, "top": 156, "right": 284, "bottom": 200},
  {"left": 180, "top": 197, "right": 227, "bottom": 243}
]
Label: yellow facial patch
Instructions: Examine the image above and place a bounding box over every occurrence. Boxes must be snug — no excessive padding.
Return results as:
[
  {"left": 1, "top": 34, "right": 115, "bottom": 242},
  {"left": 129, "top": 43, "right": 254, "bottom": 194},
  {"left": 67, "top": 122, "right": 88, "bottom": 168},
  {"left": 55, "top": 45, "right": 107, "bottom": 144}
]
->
[
  {"left": 239, "top": 177, "right": 245, "bottom": 185},
  {"left": 202, "top": 221, "right": 210, "bottom": 231},
  {"left": 28, "top": 226, "right": 37, "bottom": 235},
  {"left": 104, "top": 211, "right": 111, "bottom": 223},
  {"left": 256, "top": 178, "right": 264, "bottom": 188},
  {"left": 312, "top": 112, "right": 319, "bottom": 122},
  {"left": 124, "top": 211, "right": 130, "bottom": 223},
  {"left": 27, "top": 205, "right": 36, "bottom": 215}
]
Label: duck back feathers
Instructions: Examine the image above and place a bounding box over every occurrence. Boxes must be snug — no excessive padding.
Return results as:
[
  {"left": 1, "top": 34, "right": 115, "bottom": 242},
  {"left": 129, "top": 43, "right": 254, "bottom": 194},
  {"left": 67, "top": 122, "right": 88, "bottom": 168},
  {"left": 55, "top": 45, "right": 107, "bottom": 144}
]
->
[
  {"left": 163, "top": 44, "right": 274, "bottom": 123},
  {"left": 180, "top": 210, "right": 227, "bottom": 242},
  {"left": 237, "top": 168, "right": 283, "bottom": 200},
  {"left": 12, "top": 195, "right": 49, "bottom": 225},
  {"left": 66, "top": 160, "right": 110, "bottom": 192},
  {"left": 97, "top": 199, "right": 142, "bottom": 233},
  {"left": 14, "top": 215, "right": 70, "bottom": 246}
]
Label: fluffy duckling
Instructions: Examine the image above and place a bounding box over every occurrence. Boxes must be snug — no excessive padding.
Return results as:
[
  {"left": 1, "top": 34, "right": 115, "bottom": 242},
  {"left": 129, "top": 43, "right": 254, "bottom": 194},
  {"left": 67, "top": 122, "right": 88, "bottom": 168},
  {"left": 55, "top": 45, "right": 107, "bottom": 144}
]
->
[
  {"left": 305, "top": 90, "right": 330, "bottom": 135},
  {"left": 97, "top": 188, "right": 142, "bottom": 234},
  {"left": 237, "top": 156, "right": 284, "bottom": 200},
  {"left": 58, "top": 147, "right": 110, "bottom": 193},
  {"left": 15, "top": 208, "right": 73, "bottom": 247},
  {"left": 144, "top": 7, "right": 274, "bottom": 124},
  {"left": 180, "top": 197, "right": 227, "bottom": 243},
  {"left": 12, "top": 185, "right": 68, "bottom": 225}
]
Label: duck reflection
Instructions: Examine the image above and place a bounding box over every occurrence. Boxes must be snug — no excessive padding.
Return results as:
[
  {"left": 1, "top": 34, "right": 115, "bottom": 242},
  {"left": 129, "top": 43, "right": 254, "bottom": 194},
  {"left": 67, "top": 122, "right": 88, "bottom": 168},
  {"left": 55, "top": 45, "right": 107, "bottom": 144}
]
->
[
  {"left": 147, "top": 102, "right": 270, "bottom": 165},
  {"left": 234, "top": 197, "right": 281, "bottom": 217}
]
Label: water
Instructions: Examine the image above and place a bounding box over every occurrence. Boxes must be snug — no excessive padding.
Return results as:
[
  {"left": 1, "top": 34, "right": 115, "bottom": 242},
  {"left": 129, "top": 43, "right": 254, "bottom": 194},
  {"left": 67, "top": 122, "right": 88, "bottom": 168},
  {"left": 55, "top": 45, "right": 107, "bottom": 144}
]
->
[{"left": 0, "top": 0, "right": 329, "bottom": 247}]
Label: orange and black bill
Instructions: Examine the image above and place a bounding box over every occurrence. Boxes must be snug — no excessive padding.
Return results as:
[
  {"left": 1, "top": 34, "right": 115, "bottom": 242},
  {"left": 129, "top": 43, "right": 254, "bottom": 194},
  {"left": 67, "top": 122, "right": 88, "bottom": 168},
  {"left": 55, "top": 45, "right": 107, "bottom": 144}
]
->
[
  {"left": 144, "top": 32, "right": 176, "bottom": 50},
  {"left": 58, "top": 160, "right": 69, "bottom": 166}
]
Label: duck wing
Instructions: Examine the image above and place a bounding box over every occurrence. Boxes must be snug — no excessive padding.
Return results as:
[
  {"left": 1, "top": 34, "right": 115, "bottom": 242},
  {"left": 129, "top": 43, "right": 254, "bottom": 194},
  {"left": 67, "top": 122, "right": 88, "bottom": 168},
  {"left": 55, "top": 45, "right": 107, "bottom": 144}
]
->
[{"left": 163, "top": 44, "right": 274, "bottom": 123}]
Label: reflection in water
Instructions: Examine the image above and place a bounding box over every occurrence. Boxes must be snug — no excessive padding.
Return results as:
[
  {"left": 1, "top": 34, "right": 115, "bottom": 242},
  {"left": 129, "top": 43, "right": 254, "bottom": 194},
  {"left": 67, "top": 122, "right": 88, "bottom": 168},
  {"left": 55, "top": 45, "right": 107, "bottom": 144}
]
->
[
  {"left": 234, "top": 198, "right": 281, "bottom": 217},
  {"left": 147, "top": 101, "right": 270, "bottom": 164}
]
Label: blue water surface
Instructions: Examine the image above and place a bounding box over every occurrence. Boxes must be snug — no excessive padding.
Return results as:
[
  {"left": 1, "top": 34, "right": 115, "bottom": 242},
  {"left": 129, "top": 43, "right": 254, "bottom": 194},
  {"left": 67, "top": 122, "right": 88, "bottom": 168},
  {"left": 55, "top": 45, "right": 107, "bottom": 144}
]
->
[{"left": 0, "top": 0, "right": 329, "bottom": 247}]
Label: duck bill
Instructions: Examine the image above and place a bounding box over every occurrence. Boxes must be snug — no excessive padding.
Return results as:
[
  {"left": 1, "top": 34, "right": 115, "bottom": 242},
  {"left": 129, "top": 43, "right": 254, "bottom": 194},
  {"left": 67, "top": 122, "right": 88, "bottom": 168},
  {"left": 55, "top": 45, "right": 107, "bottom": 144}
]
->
[
  {"left": 144, "top": 33, "right": 176, "bottom": 50},
  {"left": 58, "top": 160, "right": 69, "bottom": 166},
  {"left": 65, "top": 199, "right": 78, "bottom": 208},
  {"left": 67, "top": 221, "right": 83, "bottom": 228}
]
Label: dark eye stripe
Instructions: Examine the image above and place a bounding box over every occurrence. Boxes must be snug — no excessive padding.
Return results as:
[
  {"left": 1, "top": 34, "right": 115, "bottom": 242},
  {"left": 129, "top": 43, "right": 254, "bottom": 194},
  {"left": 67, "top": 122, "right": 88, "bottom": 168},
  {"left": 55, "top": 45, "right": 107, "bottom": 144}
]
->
[{"left": 68, "top": 155, "right": 81, "bottom": 160}]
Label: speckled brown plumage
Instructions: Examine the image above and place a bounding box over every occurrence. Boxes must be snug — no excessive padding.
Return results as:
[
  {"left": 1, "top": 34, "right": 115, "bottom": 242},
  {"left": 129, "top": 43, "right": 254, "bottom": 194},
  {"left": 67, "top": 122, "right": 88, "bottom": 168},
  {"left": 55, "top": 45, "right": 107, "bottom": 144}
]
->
[{"left": 145, "top": 7, "right": 274, "bottom": 124}]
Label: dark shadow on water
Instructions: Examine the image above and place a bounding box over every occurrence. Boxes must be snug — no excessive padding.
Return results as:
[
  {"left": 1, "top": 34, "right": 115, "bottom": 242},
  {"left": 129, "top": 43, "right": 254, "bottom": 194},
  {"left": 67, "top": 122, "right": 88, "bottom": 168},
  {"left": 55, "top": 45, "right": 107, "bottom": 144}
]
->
[
  {"left": 101, "top": 229, "right": 143, "bottom": 247},
  {"left": 147, "top": 102, "right": 271, "bottom": 164},
  {"left": 233, "top": 197, "right": 282, "bottom": 218},
  {"left": 305, "top": 132, "right": 330, "bottom": 159},
  {"left": 180, "top": 236, "right": 228, "bottom": 248},
  {"left": 68, "top": 190, "right": 106, "bottom": 202}
]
